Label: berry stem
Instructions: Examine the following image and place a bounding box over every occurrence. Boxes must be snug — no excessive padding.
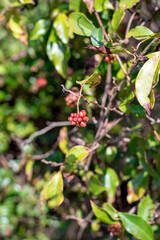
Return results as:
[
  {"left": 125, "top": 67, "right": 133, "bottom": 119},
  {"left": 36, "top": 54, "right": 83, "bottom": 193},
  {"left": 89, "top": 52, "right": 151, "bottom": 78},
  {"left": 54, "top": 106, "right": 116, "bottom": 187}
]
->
[{"left": 76, "top": 80, "right": 87, "bottom": 114}]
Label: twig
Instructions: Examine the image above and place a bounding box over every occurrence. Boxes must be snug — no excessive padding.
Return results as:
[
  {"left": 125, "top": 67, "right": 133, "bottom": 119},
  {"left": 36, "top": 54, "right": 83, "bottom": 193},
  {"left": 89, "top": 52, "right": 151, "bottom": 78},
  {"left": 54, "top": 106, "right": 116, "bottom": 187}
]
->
[
  {"left": 146, "top": 118, "right": 160, "bottom": 143},
  {"left": 76, "top": 211, "right": 94, "bottom": 240},
  {"left": 31, "top": 142, "right": 58, "bottom": 160},
  {"left": 41, "top": 159, "right": 64, "bottom": 167},
  {"left": 125, "top": 11, "right": 137, "bottom": 38},
  {"left": 61, "top": 84, "right": 123, "bottom": 115},
  {"left": 94, "top": 10, "right": 110, "bottom": 42},
  {"left": 22, "top": 121, "right": 71, "bottom": 145}
]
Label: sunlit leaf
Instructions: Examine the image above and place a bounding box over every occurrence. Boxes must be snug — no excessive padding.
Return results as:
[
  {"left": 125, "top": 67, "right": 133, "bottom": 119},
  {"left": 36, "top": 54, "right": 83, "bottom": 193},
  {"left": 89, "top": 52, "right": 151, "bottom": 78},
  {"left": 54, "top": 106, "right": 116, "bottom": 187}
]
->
[
  {"left": 53, "top": 14, "right": 69, "bottom": 44},
  {"left": 46, "top": 29, "right": 70, "bottom": 78},
  {"left": 58, "top": 127, "right": 68, "bottom": 155},
  {"left": 138, "top": 196, "right": 155, "bottom": 221},
  {"left": 68, "top": 12, "right": 95, "bottom": 36},
  {"left": 111, "top": 8, "right": 125, "bottom": 31},
  {"left": 65, "top": 145, "right": 91, "bottom": 163},
  {"left": 102, "top": 203, "right": 120, "bottom": 220},
  {"left": 91, "top": 201, "right": 118, "bottom": 224},
  {"left": 135, "top": 55, "right": 160, "bottom": 115},
  {"left": 30, "top": 19, "right": 51, "bottom": 40},
  {"left": 91, "top": 27, "right": 104, "bottom": 47},
  {"left": 45, "top": 171, "right": 64, "bottom": 209},
  {"left": 127, "top": 171, "right": 149, "bottom": 204},
  {"left": 102, "top": 168, "right": 119, "bottom": 203},
  {"left": 119, "top": 212, "right": 154, "bottom": 240},
  {"left": 119, "top": 0, "right": 140, "bottom": 9},
  {"left": 76, "top": 71, "right": 101, "bottom": 87},
  {"left": 69, "top": 0, "right": 81, "bottom": 11},
  {"left": 126, "top": 26, "right": 154, "bottom": 39},
  {"left": 94, "top": 0, "right": 114, "bottom": 12},
  {"left": 25, "top": 160, "right": 34, "bottom": 181}
]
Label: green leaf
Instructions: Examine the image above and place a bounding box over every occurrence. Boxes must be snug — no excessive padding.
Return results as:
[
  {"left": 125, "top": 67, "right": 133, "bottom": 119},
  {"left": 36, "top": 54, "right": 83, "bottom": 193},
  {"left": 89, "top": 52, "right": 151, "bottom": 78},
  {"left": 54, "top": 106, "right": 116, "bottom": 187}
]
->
[
  {"left": 91, "top": 27, "right": 104, "bottom": 47},
  {"left": 69, "top": 0, "right": 81, "bottom": 11},
  {"left": 58, "top": 127, "right": 68, "bottom": 155},
  {"left": 119, "top": 91, "right": 134, "bottom": 113},
  {"left": 137, "top": 150, "right": 160, "bottom": 179},
  {"left": 25, "top": 159, "right": 34, "bottom": 181},
  {"left": 9, "top": 15, "right": 23, "bottom": 35},
  {"left": 138, "top": 196, "right": 155, "bottom": 221},
  {"left": 94, "top": 0, "right": 114, "bottom": 12},
  {"left": 111, "top": 8, "right": 125, "bottom": 32},
  {"left": 126, "top": 26, "right": 154, "bottom": 39},
  {"left": 119, "top": 212, "right": 154, "bottom": 240},
  {"left": 46, "top": 29, "right": 70, "bottom": 78},
  {"left": 127, "top": 171, "right": 149, "bottom": 204},
  {"left": 146, "top": 51, "right": 160, "bottom": 59},
  {"left": 105, "top": 146, "right": 117, "bottom": 163},
  {"left": 102, "top": 203, "right": 120, "bottom": 220},
  {"left": 65, "top": 145, "right": 91, "bottom": 163},
  {"left": 30, "top": 19, "right": 51, "bottom": 40},
  {"left": 119, "top": 0, "right": 140, "bottom": 9},
  {"left": 91, "top": 201, "right": 118, "bottom": 224},
  {"left": 131, "top": 105, "right": 146, "bottom": 118},
  {"left": 102, "top": 168, "right": 119, "bottom": 203},
  {"left": 76, "top": 71, "right": 101, "bottom": 87},
  {"left": 135, "top": 55, "right": 160, "bottom": 115},
  {"left": 109, "top": 46, "right": 133, "bottom": 55},
  {"left": 68, "top": 12, "right": 95, "bottom": 36},
  {"left": 89, "top": 175, "right": 106, "bottom": 195},
  {"left": 53, "top": 14, "right": 69, "bottom": 44},
  {"left": 44, "top": 171, "right": 64, "bottom": 209}
]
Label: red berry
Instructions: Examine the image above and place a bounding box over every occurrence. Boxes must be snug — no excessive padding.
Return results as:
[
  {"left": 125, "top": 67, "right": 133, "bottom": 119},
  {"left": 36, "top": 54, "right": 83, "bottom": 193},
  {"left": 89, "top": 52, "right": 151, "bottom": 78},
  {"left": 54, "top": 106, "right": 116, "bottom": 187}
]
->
[
  {"left": 71, "top": 121, "right": 76, "bottom": 125},
  {"left": 79, "top": 111, "right": 84, "bottom": 117},
  {"left": 104, "top": 56, "right": 110, "bottom": 62},
  {"left": 76, "top": 121, "right": 80, "bottom": 126},
  {"left": 71, "top": 113, "right": 74, "bottom": 117},
  {"left": 77, "top": 117, "right": 83, "bottom": 122},
  {"left": 73, "top": 117, "right": 78, "bottom": 122},
  {"left": 73, "top": 113, "right": 77, "bottom": 117},
  {"left": 83, "top": 116, "right": 89, "bottom": 122},
  {"left": 36, "top": 77, "right": 47, "bottom": 87},
  {"left": 81, "top": 110, "right": 86, "bottom": 116},
  {"left": 68, "top": 116, "right": 73, "bottom": 121},
  {"left": 80, "top": 121, "right": 86, "bottom": 127}
]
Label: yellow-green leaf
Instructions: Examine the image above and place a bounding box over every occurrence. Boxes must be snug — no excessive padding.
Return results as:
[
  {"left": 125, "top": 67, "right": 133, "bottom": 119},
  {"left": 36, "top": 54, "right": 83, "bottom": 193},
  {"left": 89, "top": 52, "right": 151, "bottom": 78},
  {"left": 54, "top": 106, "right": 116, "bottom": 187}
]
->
[
  {"left": 65, "top": 145, "right": 91, "bottom": 163},
  {"left": 126, "top": 26, "right": 154, "bottom": 39},
  {"left": 91, "top": 201, "right": 118, "bottom": 224},
  {"left": 58, "top": 127, "right": 68, "bottom": 155},
  {"left": 53, "top": 14, "right": 69, "bottom": 44},
  {"left": 76, "top": 71, "right": 101, "bottom": 87},
  {"left": 135, "top": 55, "right": 160, "bottom": 115},
  {"left": 45, "top": 171, "right": 64, "bottom": 209}
]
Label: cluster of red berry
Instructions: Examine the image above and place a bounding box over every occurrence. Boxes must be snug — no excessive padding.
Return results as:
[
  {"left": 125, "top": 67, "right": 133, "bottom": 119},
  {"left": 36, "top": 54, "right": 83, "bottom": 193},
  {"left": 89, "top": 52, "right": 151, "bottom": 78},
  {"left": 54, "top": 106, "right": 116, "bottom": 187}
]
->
[
  {"left": 68, "top": 110, "right": 89, "bottom": 127},
  {"left": 107, "top": 222, "right": 123, "bottom": 236},
  {"left": 65, "top": 92, "right": 78, "bottom": 107}
]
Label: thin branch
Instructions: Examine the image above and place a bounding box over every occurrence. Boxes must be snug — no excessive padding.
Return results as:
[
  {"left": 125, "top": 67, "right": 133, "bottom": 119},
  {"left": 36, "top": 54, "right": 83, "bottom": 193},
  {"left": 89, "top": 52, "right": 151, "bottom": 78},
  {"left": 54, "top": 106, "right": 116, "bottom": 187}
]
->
[
  {"left": 146, "top": 118, "right": 160, "bottom": 143},
  {"left": 61, "top": 85, "right": 123, "bottom": 115},
  {"left": 125, "top": 11, "right": 137, "bottom": 38},
  {"left": 94, "top": 10, "right": 110, "bottom": 42},
  {"left": 22, "top": 121, "right": 71, "bottom": 145}
]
